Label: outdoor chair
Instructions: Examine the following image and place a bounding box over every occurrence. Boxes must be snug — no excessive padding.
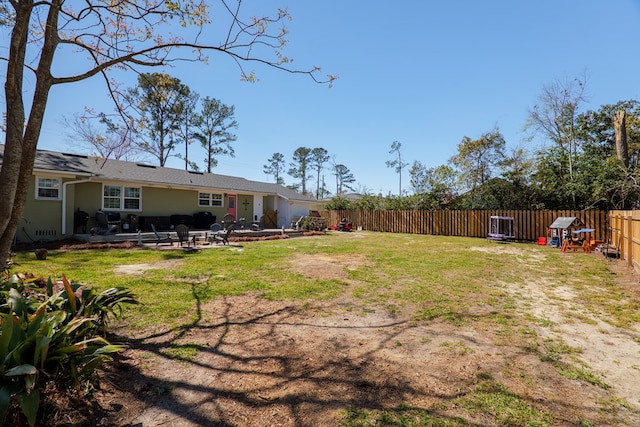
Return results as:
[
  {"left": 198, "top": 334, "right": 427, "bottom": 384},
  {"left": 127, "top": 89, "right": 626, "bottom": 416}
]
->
[
  {"left": 96, "top": 211, "right": 119, "bottom": 235},
  {"left": 151, "top": 224, "right": 173, "bottom": 247},
  {"left": 207, "top": 223, "right": 221, "bottom": 242},
  {"left": 222, "top": 213, "right": 235, "bottom": 227},
  {"left": 214, "top": 224, "right": 234, "bottom": 245},
  {"left": 175, "top": 224, "right": 192, "bottom": 247},
  {"left": 251, "top": 215, "right": 265, "bottom": 231}
]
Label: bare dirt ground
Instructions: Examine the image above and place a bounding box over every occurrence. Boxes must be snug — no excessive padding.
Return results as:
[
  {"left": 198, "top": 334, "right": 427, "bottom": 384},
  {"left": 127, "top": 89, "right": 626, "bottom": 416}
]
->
[{"left": 42, "top": 239, "right": 640, "bottom": 426}]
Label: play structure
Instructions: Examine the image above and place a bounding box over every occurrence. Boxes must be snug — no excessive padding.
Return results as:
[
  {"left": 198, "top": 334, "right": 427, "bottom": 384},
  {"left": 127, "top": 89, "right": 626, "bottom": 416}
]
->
[
  {"left": 487, "top": 216, "right": 515, "bottom": 241},
  {"left": 547, "top": 216, "right": 583, "bottom": 248}
]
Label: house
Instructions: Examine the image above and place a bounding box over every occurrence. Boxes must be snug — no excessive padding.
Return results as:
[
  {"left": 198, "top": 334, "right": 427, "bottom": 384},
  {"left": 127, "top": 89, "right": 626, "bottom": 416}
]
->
[{"left": 0, "top": 145, "right": 322, "bottom": 244}]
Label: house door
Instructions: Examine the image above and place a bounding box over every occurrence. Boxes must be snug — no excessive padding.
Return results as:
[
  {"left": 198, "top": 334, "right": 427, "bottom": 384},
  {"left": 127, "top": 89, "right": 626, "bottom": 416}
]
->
[{"left": 226, "top": 194, "right": 237, "bottom": 221}]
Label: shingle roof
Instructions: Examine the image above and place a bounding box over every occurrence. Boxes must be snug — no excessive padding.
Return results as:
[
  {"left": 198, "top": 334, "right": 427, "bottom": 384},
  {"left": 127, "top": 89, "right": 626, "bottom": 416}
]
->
[
  {"left": 549, "top": 216, "right": 582, "bottom": 229},
  {"left": 0, "top": 144, "right": 316, "bottom": 203}
]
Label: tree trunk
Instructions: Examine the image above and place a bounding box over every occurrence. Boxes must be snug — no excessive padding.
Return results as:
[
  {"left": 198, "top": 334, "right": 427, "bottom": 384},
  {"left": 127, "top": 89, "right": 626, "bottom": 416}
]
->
[
  {"left": 0, "top": 2, "right": 31, "bottom": 268},
  {"left": 613, "top": 109, "right": 629, "bottom": 167},
  {"left": 0, "top": 1, "right": 58, "bottom": 268}
]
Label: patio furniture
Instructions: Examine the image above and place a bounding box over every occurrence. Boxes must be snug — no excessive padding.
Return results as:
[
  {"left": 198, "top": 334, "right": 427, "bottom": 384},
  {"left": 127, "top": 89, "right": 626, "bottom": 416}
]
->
[
  {"left": 251, "top": 216, "right": 264, "bottom": 231},
  {"left": 176, "top": 224, "right": 192, "bottom": 247},
  {"left": 151, "top": 224, "right": 173, "bottom": 247},
  {"left": 206, "top": 223, "right": 223, "bottom": 244},
  {"left": 221, "top": 213, "right": 235, "bottom": 228},
  {"left": 170, "top": 214, "right": 193, "bottom": 228},
  {"left": 74, "top": 209, "right": 89, "bottom": 233},
  {"left": 214, "top": 224, "right": 234, "bottom": 245},
  {"left": 96, "top": 211, "right": 119, "bottom": 234}
]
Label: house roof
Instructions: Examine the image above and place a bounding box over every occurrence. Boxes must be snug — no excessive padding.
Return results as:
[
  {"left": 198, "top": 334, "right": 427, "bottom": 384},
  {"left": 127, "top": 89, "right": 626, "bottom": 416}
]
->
[
  {"left": 549, "top": 216, "right": 582, "bottom": 229},
  {"left": 0, "top": 144, "right": 317, "bottom": 203}
]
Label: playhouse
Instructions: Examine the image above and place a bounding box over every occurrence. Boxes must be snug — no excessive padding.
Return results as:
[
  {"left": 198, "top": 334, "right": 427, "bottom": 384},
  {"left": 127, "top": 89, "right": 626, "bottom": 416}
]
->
[{"left": 547, "top": 216, "right": 583, "bottom": 247}]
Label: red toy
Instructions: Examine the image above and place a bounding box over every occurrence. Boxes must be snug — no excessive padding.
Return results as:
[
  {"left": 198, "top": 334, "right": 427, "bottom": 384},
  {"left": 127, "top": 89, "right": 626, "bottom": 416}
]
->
[{"left": 330, "top": 218, "right": 352, "bottom": 231}]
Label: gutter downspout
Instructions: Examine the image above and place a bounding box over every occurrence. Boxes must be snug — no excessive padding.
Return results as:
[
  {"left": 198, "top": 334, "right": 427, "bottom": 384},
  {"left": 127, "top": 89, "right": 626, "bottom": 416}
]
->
[{"left": 62, "top": 179, "right": 92, "bottom": 235}]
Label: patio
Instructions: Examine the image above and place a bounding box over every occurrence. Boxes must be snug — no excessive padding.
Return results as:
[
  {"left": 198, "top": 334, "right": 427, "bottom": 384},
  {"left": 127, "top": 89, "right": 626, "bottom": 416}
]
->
[{"left": 73, "top": 227, "right": 306, "bottom": 246}]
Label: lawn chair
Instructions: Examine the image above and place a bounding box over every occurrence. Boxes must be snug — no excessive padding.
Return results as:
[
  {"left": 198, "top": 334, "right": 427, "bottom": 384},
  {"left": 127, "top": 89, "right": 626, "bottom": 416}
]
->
[
  {"left": 96, "top": 211, "right": 119, "bottom": 234},
  {"left": 207, "top": 223, "right": 222, "bottom": 243},
  {"left": 175, "top": 224, "right": 192, "bottom": 247},
  {"left": 214, "top": 224, "right": 234, "bottom": 245},
  {"left": 222, "top": 213, "right": 235, "bottom": 228},
  {"left": 151, "top": 224, "right": 173, "bottom": 247}
]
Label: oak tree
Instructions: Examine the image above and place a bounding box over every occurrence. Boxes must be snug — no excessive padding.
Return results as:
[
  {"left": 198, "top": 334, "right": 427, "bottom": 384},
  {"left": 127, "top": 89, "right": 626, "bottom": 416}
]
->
[
  {"left": 450, "top": 128, "right": 506, "bottom": 192},
  {"left": 525, "top": 76, "right": 586, "bottom": 207},
  {"left": 65, "top": 112, "right": 137, "bottom": 162}
]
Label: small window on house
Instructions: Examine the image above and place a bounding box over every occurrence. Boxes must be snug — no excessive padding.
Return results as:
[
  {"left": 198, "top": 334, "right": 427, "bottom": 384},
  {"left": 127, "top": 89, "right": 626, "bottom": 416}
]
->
[
  {"left": 36, "top": 177, "right": 61, "bottom": 200},
  {"left": 198, "top": 192, "right": 223, "bottom": 207},
  {"left": 102, "top": 184, "right": 141, "bottom": 211}
]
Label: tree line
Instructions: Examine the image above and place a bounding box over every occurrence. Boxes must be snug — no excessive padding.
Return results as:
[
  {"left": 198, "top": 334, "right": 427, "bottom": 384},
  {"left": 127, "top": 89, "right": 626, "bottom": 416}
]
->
[
  {"left": 72, "top": 72, "right": 358, "bottom": 201},
  {"left": 328, "top": 77, "right": 640, "bottom": 211},
  {"left": 69, "top": 72, "right": 238, "bottom": 173},
  {"left": 263, "top": 148, "right": 356, "bottom": 199}
]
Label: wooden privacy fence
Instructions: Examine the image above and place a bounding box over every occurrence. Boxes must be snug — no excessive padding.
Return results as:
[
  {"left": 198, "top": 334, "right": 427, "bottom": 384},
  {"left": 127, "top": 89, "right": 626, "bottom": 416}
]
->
[
  {"left": 608, "top": 210, "right": 640, "bottom": 272},
  {"left": 320, "top": 210, "right": 608, "bottom": 242}
]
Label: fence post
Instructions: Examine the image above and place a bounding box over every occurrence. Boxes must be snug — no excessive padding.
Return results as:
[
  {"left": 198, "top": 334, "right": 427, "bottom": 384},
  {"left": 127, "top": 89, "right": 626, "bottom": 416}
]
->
[{"left": 628, "top": 214, "right": 634, "bottom": 268}]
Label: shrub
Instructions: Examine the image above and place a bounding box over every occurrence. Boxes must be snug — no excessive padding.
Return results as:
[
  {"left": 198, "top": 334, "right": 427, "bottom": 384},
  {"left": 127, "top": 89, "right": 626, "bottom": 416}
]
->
[
  {"left": 300, "top": 217, "right": 327, "bottom": 231},
  {"left": 323, "top": 196, "right": 353, "bottom": 210},
  {"left": 0, "top": 273, "right": 137, "bottom": 426}
]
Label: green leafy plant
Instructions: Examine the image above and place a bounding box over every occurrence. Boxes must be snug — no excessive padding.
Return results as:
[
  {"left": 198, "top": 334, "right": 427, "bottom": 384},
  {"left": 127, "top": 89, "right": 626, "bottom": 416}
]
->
[{"left": 0, "top": 273, "right": 137, "bottom": 426}]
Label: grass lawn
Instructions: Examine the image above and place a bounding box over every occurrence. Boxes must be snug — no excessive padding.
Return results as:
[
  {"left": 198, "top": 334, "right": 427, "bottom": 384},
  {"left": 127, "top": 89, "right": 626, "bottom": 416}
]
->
[{"left": 12, "top": 231, "right": 640, "bottom": 426}]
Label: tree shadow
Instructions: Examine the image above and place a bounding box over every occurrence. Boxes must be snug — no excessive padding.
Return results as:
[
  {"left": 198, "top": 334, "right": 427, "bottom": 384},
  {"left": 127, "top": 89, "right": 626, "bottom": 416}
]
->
[{"left": 99, "top": 285, "right": 630, "bottom": 427}]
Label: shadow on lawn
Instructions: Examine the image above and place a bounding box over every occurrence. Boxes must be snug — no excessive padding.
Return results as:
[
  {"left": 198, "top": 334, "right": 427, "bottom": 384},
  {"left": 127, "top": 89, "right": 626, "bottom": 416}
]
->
[
  {"left": 103, "top": 282, "right": 621, "bottom": 427},
  {"left": 105, "top": 284, "right": 435, "bottom": 426}
]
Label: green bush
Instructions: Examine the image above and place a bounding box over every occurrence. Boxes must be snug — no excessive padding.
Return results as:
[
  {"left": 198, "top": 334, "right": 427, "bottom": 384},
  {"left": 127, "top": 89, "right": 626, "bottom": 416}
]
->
[
  {"left": 0, "top": 273, "right": 137, "bottom": 426},
  {"left": 324, "top": 196, "right": 353, "bottom": 210},
  {"left": 300, "top": 217, "right": 327, "bottom": 231}
]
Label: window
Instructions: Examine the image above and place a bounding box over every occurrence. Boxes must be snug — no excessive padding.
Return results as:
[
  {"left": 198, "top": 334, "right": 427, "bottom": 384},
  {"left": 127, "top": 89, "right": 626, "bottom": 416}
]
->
[
  {"left": 102, "top": 184, "right": 141, "bottom": 210},
  {"left": 103, "top": 185, "right": 121, "bottom": 209},
  {"left": 198, "top": 192, "right": 223, "bottom": 207},
  {"left": 36, "top": 177, "right": 61, "bottom": 200},
  {"left": 124, "top": 187, "right": 141, "bottom": 210}
]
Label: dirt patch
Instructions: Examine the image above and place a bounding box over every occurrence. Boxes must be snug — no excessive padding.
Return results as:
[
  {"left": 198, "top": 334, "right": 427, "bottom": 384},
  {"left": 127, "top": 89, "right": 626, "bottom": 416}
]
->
[
  {"left": 41, "top": 250, "right": 640, "bottom": 426},
  {"left": 289, "top": 253, "right": 372, "bottom": 281},
  {"left": 114, "top": 259, "right": 184, "bottom": 275}
]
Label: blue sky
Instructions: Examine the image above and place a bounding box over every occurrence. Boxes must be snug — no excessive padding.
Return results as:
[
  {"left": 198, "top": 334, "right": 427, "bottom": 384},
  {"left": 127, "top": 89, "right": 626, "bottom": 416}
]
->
[{"left": 30, "top": 0, "right": 640, "bottom": 195}]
